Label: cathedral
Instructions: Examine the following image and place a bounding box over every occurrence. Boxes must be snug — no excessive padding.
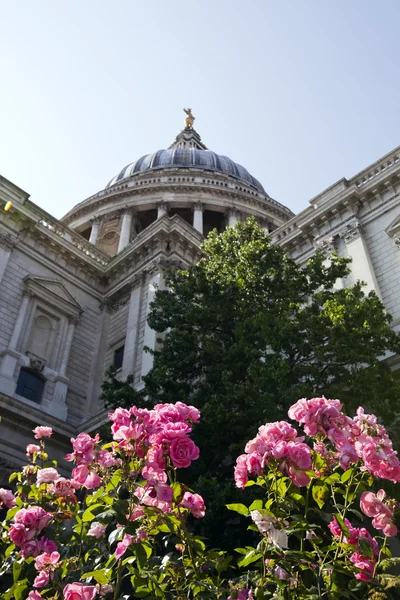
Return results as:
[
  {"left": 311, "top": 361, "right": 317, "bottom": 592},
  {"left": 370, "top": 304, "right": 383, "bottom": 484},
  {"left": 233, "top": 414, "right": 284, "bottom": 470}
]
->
[{"left": 1, "top": 111, "right": 400, "bottom": 482}]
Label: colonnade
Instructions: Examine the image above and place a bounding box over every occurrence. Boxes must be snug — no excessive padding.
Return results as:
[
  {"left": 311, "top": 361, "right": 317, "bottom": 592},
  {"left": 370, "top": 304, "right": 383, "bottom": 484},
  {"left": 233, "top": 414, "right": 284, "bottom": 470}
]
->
[{"left": 87, "top": 204, "right": 262, "bottom": 254}]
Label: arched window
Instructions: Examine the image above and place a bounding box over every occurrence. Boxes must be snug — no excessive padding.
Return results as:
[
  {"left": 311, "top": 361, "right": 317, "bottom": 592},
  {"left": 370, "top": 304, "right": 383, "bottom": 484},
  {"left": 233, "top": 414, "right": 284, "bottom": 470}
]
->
[{"left": 15, "top": 368, "right": 45, "bottom": 404}]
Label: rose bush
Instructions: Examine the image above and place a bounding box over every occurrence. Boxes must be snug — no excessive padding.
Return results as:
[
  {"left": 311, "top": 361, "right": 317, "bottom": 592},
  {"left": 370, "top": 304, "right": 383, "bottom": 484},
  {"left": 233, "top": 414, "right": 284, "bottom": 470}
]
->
[
  {"left": 0, "top": 402, "right": 233, "bottom": 599},
  {"left": 228, "top": 397, "right": 400, "bottom": 598},
  {"left": 0, "top": 397, "right": 400, "bottom": 599}
]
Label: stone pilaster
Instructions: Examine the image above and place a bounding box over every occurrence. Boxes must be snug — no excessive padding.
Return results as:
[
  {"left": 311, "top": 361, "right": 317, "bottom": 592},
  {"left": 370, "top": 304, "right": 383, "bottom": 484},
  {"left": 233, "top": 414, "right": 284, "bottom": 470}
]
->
[
  {"left": 340, "top": 222, "right": 380, "bottom": 296},
  {"left": 192, "top": 202, "right": 204, "bottom": 234},
  {"left": 157, "top": 202, "right": 168, "bottom": 219},
  {"left": 118, "top": 210, "right": 133, "bottom": 253},
  {"left": 122, "top": 276, "right": 144, "bottom": 379},
  {"left": 89, "top": 219, "right": 101, "bottom": 245},
  {"left": 140, "top": 271, "right": 164, "bottom": 380},
  {"left": 0, "top": 230, "right": 15, "bottom": 285}
]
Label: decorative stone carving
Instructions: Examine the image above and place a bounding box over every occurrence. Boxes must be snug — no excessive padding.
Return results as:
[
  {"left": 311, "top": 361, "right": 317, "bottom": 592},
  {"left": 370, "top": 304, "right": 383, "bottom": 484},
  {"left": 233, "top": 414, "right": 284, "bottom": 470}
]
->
[
  {"left": 339, "top": 223, "right": 364, "bottom": 244},
  {"left": 26, "top": 352, "right": 46, "bottom": 372},
  {"left": 0, "top": 230, "right": 15, "bottom": 251},
  {"left": 315, "top": 236, "right": 336, "bottom": 254}
]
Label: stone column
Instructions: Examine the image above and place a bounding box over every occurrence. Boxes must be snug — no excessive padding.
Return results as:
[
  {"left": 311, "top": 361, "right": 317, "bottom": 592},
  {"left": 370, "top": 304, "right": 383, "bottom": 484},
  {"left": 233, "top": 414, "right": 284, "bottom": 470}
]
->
[
  {"left": 122, "top": 277, "right": 143, "bottom": 379},
  {"left": 0, "top": 231, "right": 14, "bottom": 286},
  {"left": 261, "top": 220, "right": 270, "bottom": 234},
  {"left": 157, "top": 202, "right": 168, "bottom": 219},
  {"left": 85, "top": 300, "right": 112, "bottom": 416},
  {"left": 59, "top": 319, "right": 76, "bottom": 376},
  {"left": 228, "top": 209, "right": 239, "bottom": 227},
  {"left": 193, "top": 203, "right": 204, "bottom": 234},
  {"left": 341, "top": 223, "right": 380, "bottom": 296},
  {"left": 51, "top": 317, "right": 77, "bottom": 421},
  {"left": 9, "top": 292, "right": 31, "bottom": 350},
  {"left": 118, "top": 210, "right": 133, "bottom": 253},
  {"left": 89, "top": 219, "right": 101, "bottom": 245},
  {"left": 141, "top": 271, "right": 164, "bottom": 380},
  {"left": 0, "top": 290, "right": 32, "bottom": 394}
]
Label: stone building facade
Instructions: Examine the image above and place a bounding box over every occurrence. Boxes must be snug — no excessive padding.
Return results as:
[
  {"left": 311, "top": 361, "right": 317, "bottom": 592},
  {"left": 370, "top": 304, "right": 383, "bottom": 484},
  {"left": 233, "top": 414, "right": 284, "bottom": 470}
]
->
[{"left": 1, "top": 116, "right": 400, "bottom": 481}]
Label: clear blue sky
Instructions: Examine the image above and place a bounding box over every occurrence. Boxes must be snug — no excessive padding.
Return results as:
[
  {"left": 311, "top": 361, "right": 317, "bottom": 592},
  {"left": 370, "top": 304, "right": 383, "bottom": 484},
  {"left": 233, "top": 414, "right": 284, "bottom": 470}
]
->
[{"left": 1, "top": 1, "right": 400, "bottom": 218}]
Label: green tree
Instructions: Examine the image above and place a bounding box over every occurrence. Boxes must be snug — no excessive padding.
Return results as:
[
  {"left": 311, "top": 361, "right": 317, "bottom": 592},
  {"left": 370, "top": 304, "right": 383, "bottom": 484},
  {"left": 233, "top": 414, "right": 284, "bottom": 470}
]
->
[{"left": 103, "top": 218, "right": 400, "bottom": 546}]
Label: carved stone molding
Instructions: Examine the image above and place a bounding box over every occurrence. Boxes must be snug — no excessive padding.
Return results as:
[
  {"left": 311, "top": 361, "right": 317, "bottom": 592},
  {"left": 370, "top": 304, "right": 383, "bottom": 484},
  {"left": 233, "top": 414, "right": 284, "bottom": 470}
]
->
[
  {"left": 315, "top": 236, "right": 336, "bottom": 254},
  {"left": 25, "top": 352, "right": 46, "bottom": 372},
  {"left": 0, "top": 230, "right": 15, "bottom": 251},
  {"left": 339, "top": 222, "right": 364, "bottom": 244}
]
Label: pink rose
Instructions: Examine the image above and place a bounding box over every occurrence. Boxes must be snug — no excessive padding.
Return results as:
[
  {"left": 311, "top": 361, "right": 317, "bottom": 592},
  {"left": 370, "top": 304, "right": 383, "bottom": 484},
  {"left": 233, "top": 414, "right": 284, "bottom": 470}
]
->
[
  {"left": 0, "top": 488, "right": 16, "bottom": 509},
  {"left": 180, "top": 492, "right": 206, "bottom": 518},
  {"left": 26, "top": 444, "right": 41, "bottom": 456},
  {"left": 360, "top": 491, "right": 385, "bottom": 517},
  {"left": 108, "top": 407, "right": 132, "bottom": 427},
  {"left": 63, "top": 583, "right": 97, "bottom": 600},
  {"left": 275, "top": 566, "right": 289, "bottom": 580},
  {"left": 19, "top": 540, "right": 40, "bottom": 558},
  {"left": 33, "top": 426, "right": 53, "bottom": 439},
  {"left": 9, "top": 523, "right": 27, "bottom": 546},
  {"left": 37, "top": 468, "right": 60, "bottom": 485},
  {"left": 234, "top": 454, "right": 249, "bottom": 489},
  {"left": 115, "top": 533, "right": 133, "bottom": 560},
  {"left": 142, "top": 465, "right": 167, "bottom": 483},
  {"left": 161, "top": 421, "right": 192, "bottom": 440},
  {"left": 87, "top": 522, "right": 106, "bottom": 539},
  {"left": 135, "top": 483, "right": 173, "bottom": 512},
  {"left": 129, "top": 507, "right": 145, "bottom": 521},
  {"left": 169, "top": 436, "right": 199, "bottom": 468},
  {"left": 50, "top": 477, "right": 80, "bottom": 497},
  {"left": 38, "top": 536, "right": 58, "bottom": 554},
  {"left": 349, "top": 551, "right": 375, "bottom": 580},
  {"left": 72, "top": 465, "right": 100, "bottom": 489},
  {"left": 98, "top": 450, "right": 118, "bottom": 467},
  {"left": 258, "top": 421, "right": 298, "bottom": 444},
  {"left": 28, "top": 592, "right": 43, "bottom": 600},
  {"left": 15, "top": 506, "right": 50, "bottom": 532},
  {"left": 34, "top": 571, "right": 50, "bottom": 588},
  {"left": 95, "top": 584, "right": 113, "bottom": 596},
  {"left": 245, "top": 435, "right": 268, "bottom": 455},
  {"left": 174, "top": 401, "right": 200, "bottom": 423},
  {"left": 34, "top": 551, "right": 60, "bottom": 571},
  {"left": 146, "top": 445, "right": 166, "bottom": 469},
  {"left": 70, "top": 432, "right": 99, "bottom": 463},
  {"left": 287, "top": 441, "right": 311, "bottom": 470}
]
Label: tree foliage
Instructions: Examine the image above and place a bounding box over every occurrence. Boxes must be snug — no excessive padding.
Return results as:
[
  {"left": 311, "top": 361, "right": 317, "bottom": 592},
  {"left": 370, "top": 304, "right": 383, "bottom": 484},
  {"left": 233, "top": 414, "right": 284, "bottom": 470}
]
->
[{"left": 103, "top": 218, "right": 400, "bottom": 545}]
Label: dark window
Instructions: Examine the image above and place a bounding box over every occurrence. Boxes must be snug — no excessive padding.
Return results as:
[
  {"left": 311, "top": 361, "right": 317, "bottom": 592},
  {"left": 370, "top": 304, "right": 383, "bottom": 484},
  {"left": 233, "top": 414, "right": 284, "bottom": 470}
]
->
[
  {"left": 113, "top": 346, "right": 124, "bottom": 370},
  {"left": 16, "top": 368, "right": 45, "bottom": 403}
]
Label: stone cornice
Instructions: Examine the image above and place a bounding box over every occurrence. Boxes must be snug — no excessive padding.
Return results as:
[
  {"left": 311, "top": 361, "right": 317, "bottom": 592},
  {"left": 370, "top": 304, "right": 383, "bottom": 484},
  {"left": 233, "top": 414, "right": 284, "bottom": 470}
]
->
[
  {"left": 61, "top": 168, "right": 293, "bottom": 226},
  {"left": 103, "top": 215, "right": 203, "bottom": 298},
  {"left": 0, "top": 392, "right": 75, "bottom": 440},
  {"left": 274, "top": 147, "right": 400, "bottom": 251}
]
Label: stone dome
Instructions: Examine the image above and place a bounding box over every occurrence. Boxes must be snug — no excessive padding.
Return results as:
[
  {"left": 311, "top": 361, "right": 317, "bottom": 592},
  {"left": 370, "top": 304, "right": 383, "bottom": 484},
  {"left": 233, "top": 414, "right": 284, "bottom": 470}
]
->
[{"left": 105, "top": 148, "right": 266, "bottom": 195}]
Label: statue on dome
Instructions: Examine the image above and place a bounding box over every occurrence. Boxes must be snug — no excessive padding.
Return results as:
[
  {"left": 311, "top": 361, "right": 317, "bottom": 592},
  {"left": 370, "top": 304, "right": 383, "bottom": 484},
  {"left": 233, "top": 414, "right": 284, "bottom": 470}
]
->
[{"left": 184, "top": 108, "right": 195, "bottom": 129}]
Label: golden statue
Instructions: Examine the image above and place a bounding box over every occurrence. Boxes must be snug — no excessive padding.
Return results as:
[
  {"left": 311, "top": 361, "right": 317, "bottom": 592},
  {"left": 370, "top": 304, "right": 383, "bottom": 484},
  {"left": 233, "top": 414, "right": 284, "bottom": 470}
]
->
[{"left": 184, "top": 108, "right": 195, "bottom": 129}]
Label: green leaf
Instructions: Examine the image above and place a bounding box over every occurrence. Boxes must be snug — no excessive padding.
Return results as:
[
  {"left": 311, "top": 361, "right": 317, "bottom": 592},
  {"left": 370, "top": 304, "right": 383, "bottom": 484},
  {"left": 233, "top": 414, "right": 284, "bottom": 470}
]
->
[
  {"left": 238, "top": 549, "right": 262, "bottom": 567},
  {"left": 81, "top": 569, "right": 110, "bottom": 584},
  {"left": 82, "top": 504, "right": 103, "bottom": 522},
  {"left": 226, "top": 503, "right": 249, "bottom": 515},
  {"left": 312, "top": 483, "right": 329, "bottom": 509},
  {"left": 12, "top": 560, "right": 21, "bottom": 582},
  {"left": 335, "top": 513, "right": 350, "bottom": 538},
  {"left": 248, "top": 499, "right": 263, "bottom": 511},
  {"left": 135, "top": 544, "right": 148, "bottom": 569},
  {"left": 108, "top": 527, "right": 124, "bottom": 545},
  {"left": 341, "top": 469, "right": 353, "bottom": 483}
]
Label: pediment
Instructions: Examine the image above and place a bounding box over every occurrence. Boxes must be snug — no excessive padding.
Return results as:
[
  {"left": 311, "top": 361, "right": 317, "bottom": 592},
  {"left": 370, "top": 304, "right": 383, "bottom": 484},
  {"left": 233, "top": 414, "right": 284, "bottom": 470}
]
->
[
  {"left": 24, "top": 277, "right": 83, "bottom": 315},
  {"left": 385, "top": 214, "right": 400, "bottom": 239}
]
